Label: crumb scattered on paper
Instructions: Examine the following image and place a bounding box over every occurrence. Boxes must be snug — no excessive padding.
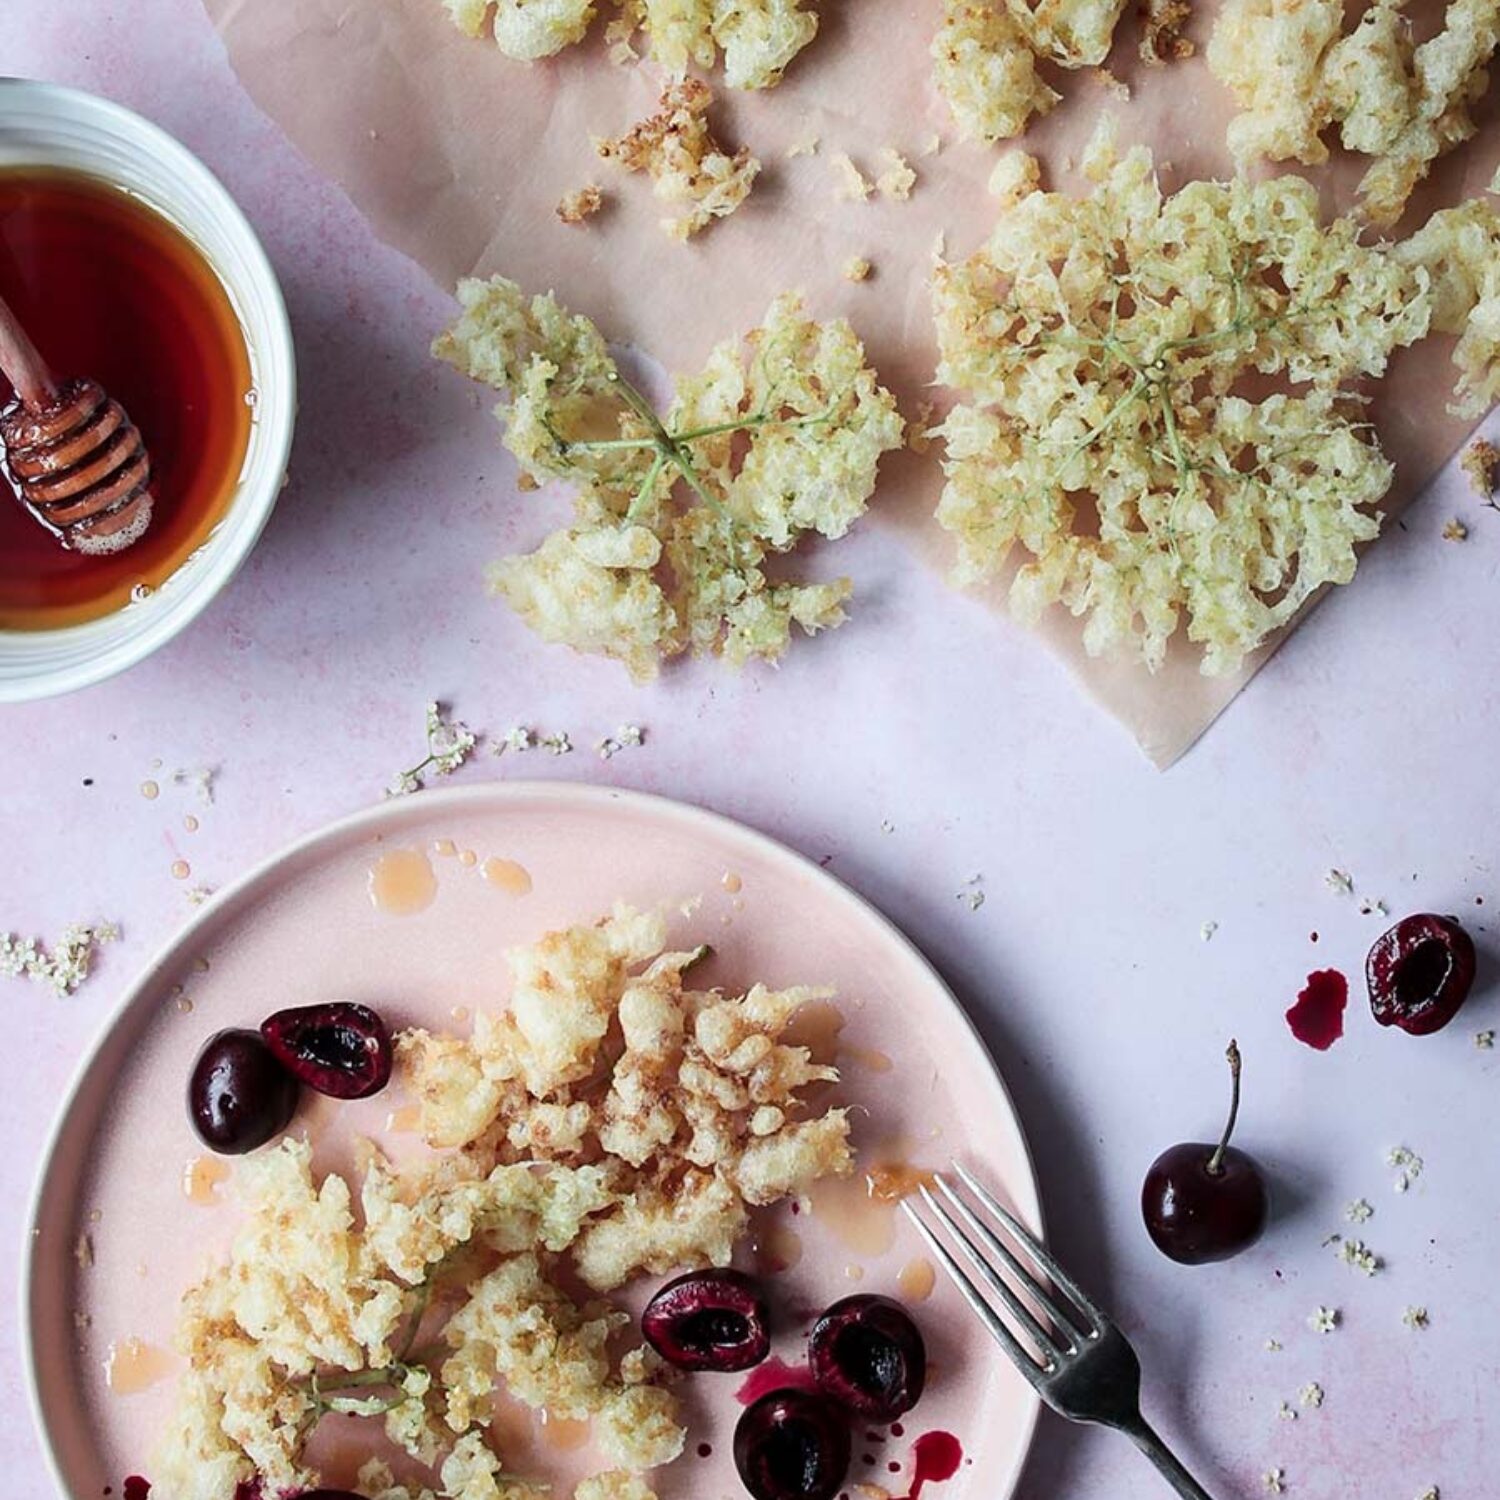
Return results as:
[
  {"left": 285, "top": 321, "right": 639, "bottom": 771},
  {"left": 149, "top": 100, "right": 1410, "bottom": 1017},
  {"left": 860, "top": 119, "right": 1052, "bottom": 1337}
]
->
[
  {"left": 596, "top": 80, "right": 760, "bottom": 240},
  {"left": 556, "top": 184, "right": 604, "bottom": 224},
  {"left": 1140, "top": 0, "right": 1194, "bottom": 62},
  {"left": 786, "top": 133, "right": 820, "bottom": 158},
  {"left": 1442, "top": 518, "right": 1469, "bottom": 542},
  {"left": 1461, "top": 438, "right": 1498, "bottom": 499},
  {"left": 1201, "top": 920, "right": 1219, "bottom": 941},
  {"left": 831, "top": 151, "right": 873, "bottom": 201},
  {"left": 1, "top": 922, "right": 120, "bottom": 997},
  {"left": 875, "top": 148, "right": 917, "bottom": 200},
  {"left": 843, "top": 256, "right": 873, "bottom": 282}
]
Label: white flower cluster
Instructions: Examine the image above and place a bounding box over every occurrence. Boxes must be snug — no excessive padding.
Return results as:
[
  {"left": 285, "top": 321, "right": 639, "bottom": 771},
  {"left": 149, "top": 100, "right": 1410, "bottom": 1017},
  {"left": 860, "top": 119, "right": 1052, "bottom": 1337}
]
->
[{"left": 0, "top": 921, "right": 120, "bottom": 997}]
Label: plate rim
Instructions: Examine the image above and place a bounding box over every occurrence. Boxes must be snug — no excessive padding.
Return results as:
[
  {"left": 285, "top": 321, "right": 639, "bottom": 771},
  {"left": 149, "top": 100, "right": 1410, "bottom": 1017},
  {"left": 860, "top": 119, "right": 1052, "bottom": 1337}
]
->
[{"left": 20, "top": 779, "right": 1043, "bottom": 1499}]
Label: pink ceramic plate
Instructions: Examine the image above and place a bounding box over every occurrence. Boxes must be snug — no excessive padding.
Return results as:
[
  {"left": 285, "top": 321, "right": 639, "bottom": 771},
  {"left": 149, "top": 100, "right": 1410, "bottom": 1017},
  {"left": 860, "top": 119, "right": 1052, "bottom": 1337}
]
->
[{"left": 24, "top": 783, "right": 1041, "bottom": 1500}]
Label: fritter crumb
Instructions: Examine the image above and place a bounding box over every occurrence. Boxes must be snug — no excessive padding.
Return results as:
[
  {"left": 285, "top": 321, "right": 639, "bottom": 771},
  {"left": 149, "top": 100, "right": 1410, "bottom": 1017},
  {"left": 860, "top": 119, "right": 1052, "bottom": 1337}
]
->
[
  {"left": 843, "top": 256, "right": 874, "bottom": 281},
  {"left": 787, "top": 133, "right": 821, "bottom": 157},
  {"left": 596, "top": 80, "right": 760, "bottom": 240},
  {"left": 1140, "top": 0, "right": 1194, "bottom": 62},
  {"left": 932, "top": 0, "right": 1060, "bottom": 142},
  {"left": 1461, "top": 437, "right": 1499, "bottom": 496},
  {"left": 556, "top": 185, "right": 605, "bottom": 225},
  {"left": 876, "top": 148, "right": 917, "bottom": 200},
  {"left": 831, "top": 151, "right": 873, "bottom": 201}
]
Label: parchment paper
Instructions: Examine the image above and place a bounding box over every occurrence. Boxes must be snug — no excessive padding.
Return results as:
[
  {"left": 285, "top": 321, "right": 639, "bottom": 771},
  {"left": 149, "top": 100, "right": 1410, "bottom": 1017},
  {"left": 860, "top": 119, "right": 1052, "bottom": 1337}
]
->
[{"left": 202, "top": 0, "right": 1499, "bottom": 764}]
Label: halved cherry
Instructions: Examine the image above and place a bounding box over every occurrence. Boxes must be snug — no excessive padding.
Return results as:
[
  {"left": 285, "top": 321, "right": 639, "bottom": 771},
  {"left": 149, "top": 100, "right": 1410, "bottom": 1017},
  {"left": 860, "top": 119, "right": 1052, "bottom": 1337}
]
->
[
  {"left": 734, "top": 1390, "right": 851, "bottom": 1500},
  {"left": 642, "top": 1268, "right": 771, "bottom": 1372},
  {"left": 1367, "top": 914, "right": 1477, "bottom": 1036},
  {"left": 808, "top": 1294, "right": 926, "bottom": 1421},
  {"left": 260, "top": 1002, "right": 392, "bottom": 1099}
]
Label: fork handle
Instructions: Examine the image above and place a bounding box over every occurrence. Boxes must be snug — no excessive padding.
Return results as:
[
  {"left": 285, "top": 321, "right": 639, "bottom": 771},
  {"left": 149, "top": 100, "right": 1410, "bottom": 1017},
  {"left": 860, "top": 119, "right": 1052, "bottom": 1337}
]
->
[{"left": 1122, "top": 1417, "right": 1216, "bottom": 1499}]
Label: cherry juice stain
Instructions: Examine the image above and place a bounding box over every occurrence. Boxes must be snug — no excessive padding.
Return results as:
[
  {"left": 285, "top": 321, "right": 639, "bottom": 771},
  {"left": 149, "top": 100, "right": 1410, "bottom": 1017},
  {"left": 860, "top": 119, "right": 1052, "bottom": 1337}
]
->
[
  {"left": 1286, "top": 968, "right": 1348, "bottom": 1050},
  {"left": 735, "top": 1354, "right": 820, "bottom": 1404},
  {"left": 121, "top": 1480, "right": 150, "bottom": 1500},
  {"left": 896, "top": 1431, "right": 964, "bottom": 1498}
]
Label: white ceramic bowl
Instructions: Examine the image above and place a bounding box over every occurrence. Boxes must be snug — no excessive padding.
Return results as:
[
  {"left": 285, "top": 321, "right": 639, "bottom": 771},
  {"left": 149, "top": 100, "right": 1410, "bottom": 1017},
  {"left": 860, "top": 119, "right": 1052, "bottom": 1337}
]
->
[{"left": 0, "top": 78, "right": 295, "bottom": 702}]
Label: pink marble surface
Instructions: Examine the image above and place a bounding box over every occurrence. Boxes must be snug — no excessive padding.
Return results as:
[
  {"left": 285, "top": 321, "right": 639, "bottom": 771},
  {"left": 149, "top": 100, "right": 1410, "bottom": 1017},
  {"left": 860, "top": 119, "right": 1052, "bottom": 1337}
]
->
[{"left": 2, "top": 4, "right": 1498, "bottom": 1498}]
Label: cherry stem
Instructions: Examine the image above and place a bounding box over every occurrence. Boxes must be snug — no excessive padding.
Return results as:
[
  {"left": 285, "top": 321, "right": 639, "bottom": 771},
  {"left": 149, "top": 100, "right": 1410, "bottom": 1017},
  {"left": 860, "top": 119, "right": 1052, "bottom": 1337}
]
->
[{"left": 1206, "top": 1040, "right": 1242, "bottom": 1177}]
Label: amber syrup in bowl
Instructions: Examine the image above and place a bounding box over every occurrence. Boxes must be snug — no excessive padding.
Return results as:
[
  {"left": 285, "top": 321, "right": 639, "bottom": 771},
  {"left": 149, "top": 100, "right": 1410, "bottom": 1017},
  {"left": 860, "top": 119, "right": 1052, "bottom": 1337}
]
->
[{"left": 0, "top": 168, "right": 253, "bottom": 629}]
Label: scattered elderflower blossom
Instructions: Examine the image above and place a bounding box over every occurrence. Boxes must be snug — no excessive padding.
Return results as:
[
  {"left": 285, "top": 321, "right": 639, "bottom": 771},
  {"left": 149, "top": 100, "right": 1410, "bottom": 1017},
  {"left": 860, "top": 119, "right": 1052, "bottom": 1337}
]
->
[
  {"left": 1309, "top": 1306, "right": 1339, "bottom": 1333},
  {"left": 186, "top": 886, "right": 215, "bottom": 908},
  {"left": 386, "top": 702, "right": 478, "bottom": 797},
  {"left": 440, "top": 0, "right": 818, "bottom": 87},
  {"left": 1201, "top": 920, "right": 1219, "bottom": 941},
  {"left": 1208, "top": 0, "right": 1500, "bottom": 225},
  {"left": 958, "top": 874, "right": 986, "bottom": 911},
  {"left": 1388, "top": 1145, "right": 1423, "bottom": 1193},
  {"left": 1403, "top": 1305, "right": 1430, "bottom": 1330},
  {"left": 1335, "top": 1237, "right": 1381, "bottom": 1275},
  {"left": 931, "top": 118, "right": 1439, "bottom": 676},
  {"left": 1265, "top": 1337, "right": 1283, "bottom": 1352},
  {"left": 1416, "top": 1485, "right": 1439, "bottom": 1499},
  {"left": 1299, "top": 1382, "right": 1324, "bottom": 1409},
  {"left": 596, "top": 725, "right": 645, "bottom": 760},
  {"left": 1443, "top": 518, "right": 1470, "bottom": 542},
  {"left": 540, "top": 731, "right": 574, "bottom": 756},
  {"left": 1477, "top": 1029, "right": 1495, "bottom": 1049},
  {"left": 1359, "top": 896, "right": 1389, "bottom": 916},
  {"left": 1325, "top": 869, "right": 1355, "bottom": 896},
  {"left": 434, "top": 277, "right": 903, "bottom": 680},
  {"left": 1263, "top": 1468, "right": 1285, "bottom": 1494},
  {"left": 1277, "top": 1401, "right": 1298, "bottom": 1421},
  {"left": 1, "top": 922, "right": 121, "bottom": 997},
  {"left": 1346, "top": 1198, "right": 1374, "bottom": 1224},
  {"left": 495, "top": 726, "right": 537, "bottom": 754}
]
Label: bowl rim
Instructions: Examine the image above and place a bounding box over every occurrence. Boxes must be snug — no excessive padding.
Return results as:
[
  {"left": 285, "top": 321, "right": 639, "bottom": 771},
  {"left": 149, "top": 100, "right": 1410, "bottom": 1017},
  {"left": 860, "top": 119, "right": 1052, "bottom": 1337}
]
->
[
  {"left": 0, "top": 76, "right": 296, "bottom": 703},
  {"left": 18, "top": 780, "right": 1044, "bottom": 1500}
]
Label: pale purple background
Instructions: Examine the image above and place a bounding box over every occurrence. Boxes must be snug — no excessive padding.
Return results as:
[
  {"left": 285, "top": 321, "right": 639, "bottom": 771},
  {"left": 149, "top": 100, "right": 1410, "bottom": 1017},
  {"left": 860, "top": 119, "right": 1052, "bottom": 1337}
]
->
[{"left": 3, "top": 4, "right": 1499, "bottom": 1498}]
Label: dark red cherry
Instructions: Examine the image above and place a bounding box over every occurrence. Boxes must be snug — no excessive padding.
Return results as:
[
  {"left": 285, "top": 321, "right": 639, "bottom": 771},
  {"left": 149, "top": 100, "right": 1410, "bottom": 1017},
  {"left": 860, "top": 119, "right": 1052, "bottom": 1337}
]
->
[
  {"left": 641, "top": 1268, "right": 771, "bottom": 1372},
  {"left": 734, "top": 1390, "right": 851, "bottom": 1500},
  {"left": 293, "top": 1492, "right": 364, "bottom": 1498},
  {"left": 808, "top": 1295, "right": 926, "bottom": 1421},
  {"left": 1367, "top": 914, "right": 1476, "bottom": 1036},
  {"left": 188, "top": 1030, "right": 298, "bottom": 1155},
  {"left": 260, "top": 1002, "right": 392, "bottom": 1099},
  {"left": 1142, "top": 1041, "right": 1268, "bottom": 1265}
]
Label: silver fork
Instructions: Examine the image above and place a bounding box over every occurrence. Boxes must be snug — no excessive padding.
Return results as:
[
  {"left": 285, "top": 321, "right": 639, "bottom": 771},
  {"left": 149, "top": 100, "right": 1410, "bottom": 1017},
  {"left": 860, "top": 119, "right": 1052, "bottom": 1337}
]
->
[{"left": 904, "top": 1162, "right": 1215, "bottom": 1500}]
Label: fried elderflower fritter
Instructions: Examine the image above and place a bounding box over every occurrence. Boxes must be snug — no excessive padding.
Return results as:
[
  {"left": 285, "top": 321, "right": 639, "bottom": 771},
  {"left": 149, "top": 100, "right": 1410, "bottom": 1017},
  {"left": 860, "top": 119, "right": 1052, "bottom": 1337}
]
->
[
  {"left": 443, "top": 0, "right": 817, "bottom": 87},
  {"left": 1208, "top": 0, "right": 1500, "bottom": 225},
  {"left": 155, "top": 906, "right": 851, "bottom": 1500},
  {"left": 932, "top": 119, "right": 1441, "bottom": 676},
  {"left": 932, "top": 0, "right": 1134, "bottom": 143},
  {"left": 433, "top": 277, "right": 903, "bottom": 680},
  {"left": 596, "top": 79, "right": 760, "bottom": 240}
]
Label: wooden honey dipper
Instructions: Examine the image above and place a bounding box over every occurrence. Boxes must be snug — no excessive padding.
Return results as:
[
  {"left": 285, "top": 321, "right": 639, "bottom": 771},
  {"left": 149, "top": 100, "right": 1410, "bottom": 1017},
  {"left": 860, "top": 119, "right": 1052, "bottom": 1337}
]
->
[{"left": 0, "top": 289, "right": 154, "bottom": 555}]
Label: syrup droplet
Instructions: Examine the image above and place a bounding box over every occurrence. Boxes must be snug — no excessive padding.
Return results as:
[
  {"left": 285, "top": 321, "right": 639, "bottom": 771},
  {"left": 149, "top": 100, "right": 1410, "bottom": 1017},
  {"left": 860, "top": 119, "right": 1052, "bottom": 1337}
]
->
[
  {"left": 104, "top": 1338, "right": 174, "bottom": 1394},
  {"left": 1285, "top": 968, "right": 1348, "bottom": 1050},
  {"left": 139, "top": 780, "right": 158, "bottom": 801},
  {"left": 721, "top": 871, "right": 743, "bottom": 893},
  {"left": 845, "top": 1045, "right": 894, "bottom": 1074},
  {"left": 368, "top": 849, "right": 438, "bottom": 915},
  {"left": 183, "top": 815, "right": 199, "bottom": 833},
  {"left": 170, "top": 860, "right": 190, "bottom": 880},
  {"left": 458, "top": 849, "right": 478, "bottom": 868},
  {"left": 898, "top": 1257, "right": 936, "bottom": 1303},
  {"left": 433, "top": 838, "right": 458, "bottom": 857},
  {"left": 845, "top": 1263, "right": 866, "bottom": 1281},
  {"left": 481, "top": 857, "right": 533, "bottom": 896},
  {"left": 536, "top": 1411, "right": 590, "bottom": 1451},
  {"left": 181, "top": 1156, "right": 230, "bottom": 1205},
  {"left": 753, "top": 1219, "right": 804, "bottom": 1275},
  {"left": 783, "top": 998, "right": 846, "bottom": 1062}
]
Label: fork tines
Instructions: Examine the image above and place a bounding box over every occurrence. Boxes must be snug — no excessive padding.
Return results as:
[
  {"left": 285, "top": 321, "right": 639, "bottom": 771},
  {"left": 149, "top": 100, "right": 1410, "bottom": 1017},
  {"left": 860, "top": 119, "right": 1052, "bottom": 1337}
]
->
[{"left": 904, "top": 1162, "right": 1104, "bottom": 1384}]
